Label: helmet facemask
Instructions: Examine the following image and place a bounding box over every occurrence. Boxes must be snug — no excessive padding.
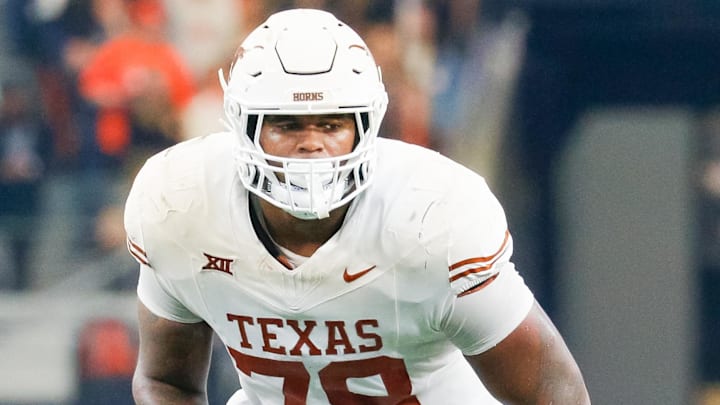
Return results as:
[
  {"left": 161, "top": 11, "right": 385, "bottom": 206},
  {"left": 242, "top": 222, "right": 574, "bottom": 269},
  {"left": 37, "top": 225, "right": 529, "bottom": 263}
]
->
[
  {"left": 219, "top": 9, "right": 388, "bottom": 220},
  {"left": 232, "top": 110, "right": 380, "bottom": 220}
]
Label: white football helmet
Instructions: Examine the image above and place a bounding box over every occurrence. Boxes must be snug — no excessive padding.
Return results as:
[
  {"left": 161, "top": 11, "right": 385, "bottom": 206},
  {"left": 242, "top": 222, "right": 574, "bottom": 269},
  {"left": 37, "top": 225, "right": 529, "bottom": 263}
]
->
[{"left": 220, "top": 9, "right": 388, "bottom": 220}]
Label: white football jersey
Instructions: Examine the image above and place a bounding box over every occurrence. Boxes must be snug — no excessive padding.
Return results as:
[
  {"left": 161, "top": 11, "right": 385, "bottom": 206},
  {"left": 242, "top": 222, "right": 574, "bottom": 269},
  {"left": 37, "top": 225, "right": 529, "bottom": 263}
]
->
[{"left": 125, "top": 133, "right": 534, "bottom": 404}]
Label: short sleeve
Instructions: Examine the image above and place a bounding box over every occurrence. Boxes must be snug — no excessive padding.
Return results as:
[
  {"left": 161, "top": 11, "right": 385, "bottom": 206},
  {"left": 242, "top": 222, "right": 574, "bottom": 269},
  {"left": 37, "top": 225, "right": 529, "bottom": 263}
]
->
[
  {"left": 446, "top": 173, "right": 511, "bottom": 295},
  {"left": 124, "top": 155, "right": 163, "bottom": 269},
  {"left": 125, "top": 155, "right": 202, "bottom": 324},
  {"left": 137, "top": 265, "right": 203, "bottom": 323},
  {"left": 441, "top": 262, "right": 534, "bottom": 355},
  {"left": 438, "top": 168, "right": 534, "bottom": 354}
]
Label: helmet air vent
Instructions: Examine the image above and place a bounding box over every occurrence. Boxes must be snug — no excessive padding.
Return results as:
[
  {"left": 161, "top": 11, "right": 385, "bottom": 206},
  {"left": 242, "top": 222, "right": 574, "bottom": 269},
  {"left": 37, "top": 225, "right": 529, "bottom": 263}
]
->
[
  {"left": 348, "top": 44, "right": 370, "bottom": 74},
  {"left": 235, "top": 46, "right": 265, "bottom": 77},
  {"left": 276, "top": 28, "right": 337, "bottom": 74}
]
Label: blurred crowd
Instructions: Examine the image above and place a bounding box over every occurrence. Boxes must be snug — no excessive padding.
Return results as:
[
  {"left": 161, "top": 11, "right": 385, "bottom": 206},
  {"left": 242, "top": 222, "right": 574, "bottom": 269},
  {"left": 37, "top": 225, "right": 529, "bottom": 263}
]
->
[{"left": 0, "top": 0, "right": 518, "bottom": 292}]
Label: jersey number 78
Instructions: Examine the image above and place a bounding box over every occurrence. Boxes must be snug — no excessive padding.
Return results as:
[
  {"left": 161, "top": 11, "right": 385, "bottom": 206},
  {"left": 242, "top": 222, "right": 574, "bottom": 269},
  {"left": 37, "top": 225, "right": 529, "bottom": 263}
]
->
[{"left": 228, "top": 348, "right": 421, "bottom": 404}]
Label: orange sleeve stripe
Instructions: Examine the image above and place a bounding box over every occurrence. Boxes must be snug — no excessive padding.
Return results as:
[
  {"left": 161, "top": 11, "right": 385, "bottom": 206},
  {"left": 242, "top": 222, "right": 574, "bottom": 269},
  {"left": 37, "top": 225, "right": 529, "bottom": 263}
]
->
[
  {"left": 127, "top": 237, "right": 147, "bottom": 256},
  {"left": 449, "top": 257, "right": 500, "bottom": 283},
  {"left": 128, "top": 249, "right": 149, "bottom": 266},
  {"left": 126, "top": 237, "right": 149, "bottom": 266},
  {"left": 458, "top": 273, "right": 499, "bottom": 297},
  {"left": 448, "top": 230, "right": 510, "bottom": 271}
]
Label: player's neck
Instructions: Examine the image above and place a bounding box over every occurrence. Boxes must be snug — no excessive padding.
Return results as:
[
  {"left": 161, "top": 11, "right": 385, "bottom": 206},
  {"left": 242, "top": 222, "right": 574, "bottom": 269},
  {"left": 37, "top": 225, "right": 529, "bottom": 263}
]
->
[{"left": 256, "top": 198, "right": 349, "bottom": 257}]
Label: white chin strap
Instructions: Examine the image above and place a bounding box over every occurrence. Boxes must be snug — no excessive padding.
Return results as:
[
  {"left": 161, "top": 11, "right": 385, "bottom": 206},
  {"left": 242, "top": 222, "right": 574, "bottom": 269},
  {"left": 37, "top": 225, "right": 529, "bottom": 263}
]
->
[{"left": 269, "top": 162, "right": 344, "bottom": 220}]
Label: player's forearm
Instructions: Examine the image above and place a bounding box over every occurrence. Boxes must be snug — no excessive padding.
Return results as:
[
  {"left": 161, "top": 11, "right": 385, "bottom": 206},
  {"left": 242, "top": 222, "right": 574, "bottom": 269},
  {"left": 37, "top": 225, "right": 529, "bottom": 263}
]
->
[
  {"left": 490, "top": 340, "right": 591, "bottom": 404},
  {"left": 532, "top": 366, "right": 590, "bottom": 405},
  {"left": 132, "top": 374, "right": 208, "bottom": 405},
  {"left": 485, "top": 370, "right": 590, "bottom": 405}
]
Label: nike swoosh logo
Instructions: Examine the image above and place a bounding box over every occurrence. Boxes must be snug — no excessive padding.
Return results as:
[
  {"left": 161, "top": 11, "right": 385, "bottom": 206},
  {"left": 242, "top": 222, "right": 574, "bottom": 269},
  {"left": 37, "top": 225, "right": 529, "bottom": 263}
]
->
[{"left": 343, "top": 265, "right": 377, "bottom": 283}]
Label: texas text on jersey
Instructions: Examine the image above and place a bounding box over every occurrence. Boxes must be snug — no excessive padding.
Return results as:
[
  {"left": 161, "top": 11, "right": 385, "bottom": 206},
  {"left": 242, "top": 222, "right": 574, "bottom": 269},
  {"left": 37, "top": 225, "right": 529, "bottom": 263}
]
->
[{"left": 125, "top": 134, "right": 534, "bottom": 404}]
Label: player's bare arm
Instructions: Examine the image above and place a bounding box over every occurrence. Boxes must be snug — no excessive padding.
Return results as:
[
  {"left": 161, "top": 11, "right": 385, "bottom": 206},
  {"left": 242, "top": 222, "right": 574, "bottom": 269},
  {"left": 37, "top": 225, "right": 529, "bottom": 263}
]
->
[
  {"left": 133, "top": 301, "right": 215, "bottom": 405},
  {"left": 466, "top": 302, "right": 590, "bottom": 404}
]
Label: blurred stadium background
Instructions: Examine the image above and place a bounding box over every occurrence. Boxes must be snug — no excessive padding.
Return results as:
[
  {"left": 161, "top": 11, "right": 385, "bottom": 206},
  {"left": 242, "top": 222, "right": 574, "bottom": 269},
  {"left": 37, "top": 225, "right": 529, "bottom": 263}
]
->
[{"left": 0, "top": 0, "right": 719, "bottom": 404}]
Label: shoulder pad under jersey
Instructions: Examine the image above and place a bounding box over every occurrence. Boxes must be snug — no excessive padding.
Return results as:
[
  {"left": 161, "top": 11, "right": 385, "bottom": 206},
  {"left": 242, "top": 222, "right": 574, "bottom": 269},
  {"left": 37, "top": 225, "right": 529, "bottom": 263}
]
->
[
  {"left": 368, "top": 139, "right": 510, "bottom": 292},
  {"left": 124, "top": 132, "right": 238, "bottom": 270}
]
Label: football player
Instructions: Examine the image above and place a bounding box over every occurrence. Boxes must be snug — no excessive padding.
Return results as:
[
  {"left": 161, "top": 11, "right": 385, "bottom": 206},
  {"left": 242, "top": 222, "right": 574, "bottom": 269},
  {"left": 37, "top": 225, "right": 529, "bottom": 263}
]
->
[{"left": 126, "top": 8, "right": 590, "bottom": 405}]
